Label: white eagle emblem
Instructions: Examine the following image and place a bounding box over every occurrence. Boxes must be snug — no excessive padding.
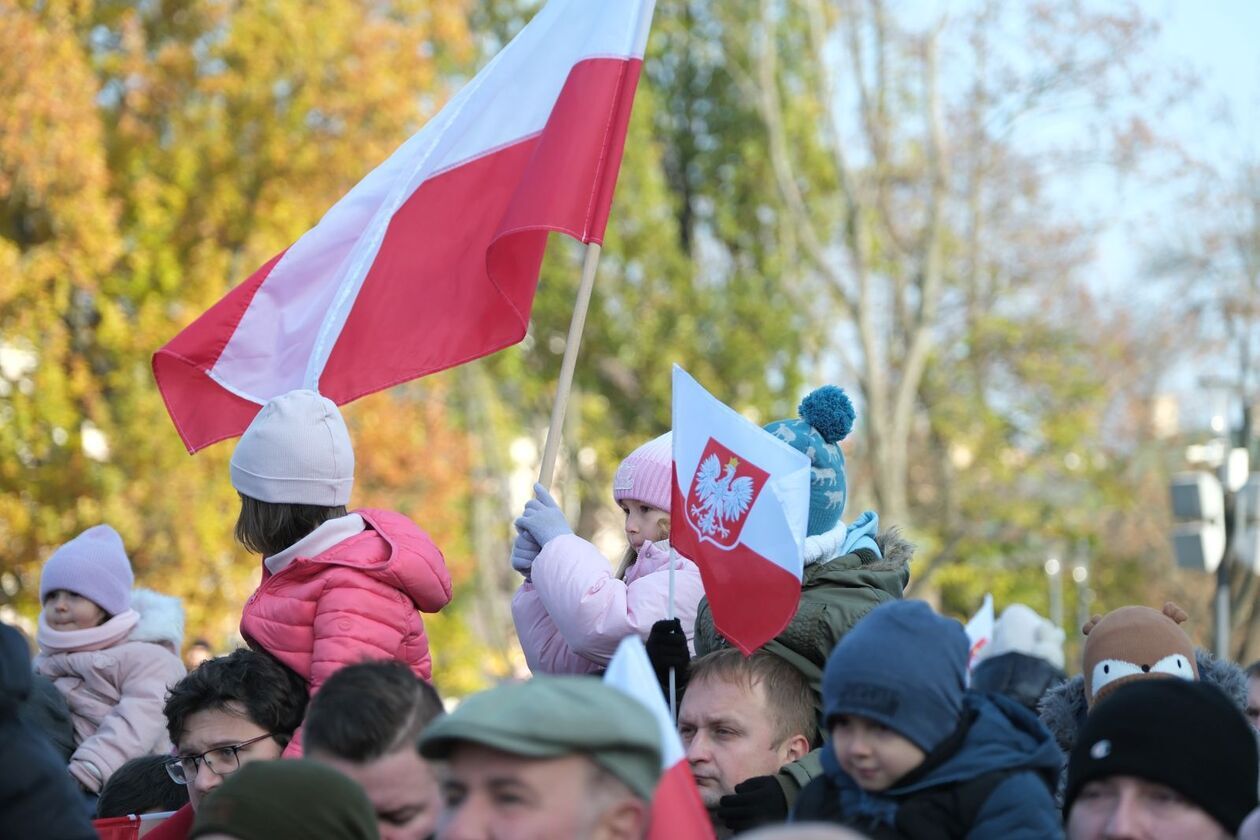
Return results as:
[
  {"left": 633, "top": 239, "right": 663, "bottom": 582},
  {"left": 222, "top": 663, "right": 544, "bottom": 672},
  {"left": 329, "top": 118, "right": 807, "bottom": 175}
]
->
[{"left": 689, "top": 454, "right": 755, "bottom": 540}]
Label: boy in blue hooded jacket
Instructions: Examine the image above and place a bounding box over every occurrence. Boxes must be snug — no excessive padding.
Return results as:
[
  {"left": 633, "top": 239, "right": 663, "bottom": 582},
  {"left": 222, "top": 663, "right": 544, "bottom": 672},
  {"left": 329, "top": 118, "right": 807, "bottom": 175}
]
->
[{"left": 792, "top": 600, "right": 1063, "bottom": 839}]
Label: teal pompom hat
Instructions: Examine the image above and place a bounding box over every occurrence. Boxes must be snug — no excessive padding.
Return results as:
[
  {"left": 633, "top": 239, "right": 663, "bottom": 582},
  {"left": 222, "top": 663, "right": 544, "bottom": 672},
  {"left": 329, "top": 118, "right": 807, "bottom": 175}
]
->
[{"left": 763, "top": 385, "right": 855, "bottom": 536}]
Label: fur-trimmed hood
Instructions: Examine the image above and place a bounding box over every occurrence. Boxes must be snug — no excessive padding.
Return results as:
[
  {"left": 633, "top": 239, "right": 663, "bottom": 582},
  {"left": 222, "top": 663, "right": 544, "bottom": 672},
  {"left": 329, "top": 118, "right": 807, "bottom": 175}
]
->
[
  {"left": 127, "top": 588, "right": 185, "bottom": 654},
  {"left": 872, "top": 526, "right": 915, "bottom": 574}
]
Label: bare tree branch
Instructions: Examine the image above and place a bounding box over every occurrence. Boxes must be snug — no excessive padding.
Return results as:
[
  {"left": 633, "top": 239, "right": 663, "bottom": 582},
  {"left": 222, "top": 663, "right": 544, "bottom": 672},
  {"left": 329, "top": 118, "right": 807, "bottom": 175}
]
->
[{"left": 753, "top": 0, "right": 858, "bottom": 319}]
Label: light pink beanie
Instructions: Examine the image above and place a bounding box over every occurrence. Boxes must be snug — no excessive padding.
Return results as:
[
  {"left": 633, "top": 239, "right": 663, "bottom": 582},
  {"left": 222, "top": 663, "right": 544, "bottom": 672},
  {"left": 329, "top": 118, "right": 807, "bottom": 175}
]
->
[
  {"left": 40, "top": 525, "right": 134, "bottom": 616},
  {"left": 613, "top": 432, "right": 672, "bottom": 513},
  {"left": 230, "top": 390, "right": 355, "bottom": 506}
]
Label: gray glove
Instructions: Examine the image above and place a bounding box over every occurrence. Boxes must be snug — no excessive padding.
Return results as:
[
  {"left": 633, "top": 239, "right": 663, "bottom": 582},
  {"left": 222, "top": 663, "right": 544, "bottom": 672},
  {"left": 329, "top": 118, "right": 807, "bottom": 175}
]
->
[
  {"left": 514, "top": 483, "right": 573, "bottom": 547},
  {"left": 510, "top": 530, "right": 541, "bottom": 578}
]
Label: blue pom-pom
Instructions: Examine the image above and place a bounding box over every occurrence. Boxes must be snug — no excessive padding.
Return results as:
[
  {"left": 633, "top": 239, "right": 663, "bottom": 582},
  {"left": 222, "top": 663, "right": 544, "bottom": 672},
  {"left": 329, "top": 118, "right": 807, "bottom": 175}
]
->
[{"left": 799, "top": 386, "right": 855, "bottom": 443}]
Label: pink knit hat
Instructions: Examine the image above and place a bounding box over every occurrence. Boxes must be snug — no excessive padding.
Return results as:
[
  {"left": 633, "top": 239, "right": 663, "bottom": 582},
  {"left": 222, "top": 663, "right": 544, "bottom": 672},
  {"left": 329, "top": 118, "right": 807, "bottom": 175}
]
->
[
  {"left": 612, "top": 432, "right": 672, "bottom": 513},
  {"left": 39, "top": 525, "right": 134, "bottom": 616}
]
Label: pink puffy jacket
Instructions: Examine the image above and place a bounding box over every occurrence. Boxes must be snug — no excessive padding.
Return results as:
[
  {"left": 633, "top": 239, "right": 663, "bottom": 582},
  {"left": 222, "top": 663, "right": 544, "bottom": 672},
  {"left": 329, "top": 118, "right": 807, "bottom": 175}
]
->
[
  {"left": 512, "top": 536, "right": 704, "bottom": 674},
  {"left": 240, "top": 509, "right": 452, "bottom": 753}
]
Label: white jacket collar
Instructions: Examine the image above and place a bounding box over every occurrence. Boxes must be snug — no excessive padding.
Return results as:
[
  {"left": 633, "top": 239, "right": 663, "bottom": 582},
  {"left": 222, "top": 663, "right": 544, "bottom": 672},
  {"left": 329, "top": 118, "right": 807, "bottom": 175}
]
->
[{"left": 265, "top": 513, "right": 366, "bottom": 575}]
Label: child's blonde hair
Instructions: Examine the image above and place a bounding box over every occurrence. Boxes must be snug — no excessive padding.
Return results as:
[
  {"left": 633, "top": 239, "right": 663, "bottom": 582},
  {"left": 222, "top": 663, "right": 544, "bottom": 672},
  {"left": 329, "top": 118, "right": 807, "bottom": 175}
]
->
[
  {"left": 615, "top": 511, "right": 670, "bottom": 580},
  {"left": 611, "top": 433, "right": 673, "bottom": 580}
]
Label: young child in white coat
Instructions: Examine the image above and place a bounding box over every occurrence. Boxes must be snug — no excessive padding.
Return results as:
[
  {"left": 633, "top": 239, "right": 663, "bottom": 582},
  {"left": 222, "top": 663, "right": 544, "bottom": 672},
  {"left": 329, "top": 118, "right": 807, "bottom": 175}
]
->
[
  {"left": 510, "top": 433, "right": 704, "bottom": 674},
  {"left": 33, "top": 525, "right": 186, "bottom": 794}
]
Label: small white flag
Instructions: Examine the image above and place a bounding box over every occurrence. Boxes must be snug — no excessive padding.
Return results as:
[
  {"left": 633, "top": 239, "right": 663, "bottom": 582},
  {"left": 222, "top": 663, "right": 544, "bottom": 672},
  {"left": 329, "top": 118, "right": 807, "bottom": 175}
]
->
[{"left": 965, "top": 593, "right": 995, "bottom": 671}]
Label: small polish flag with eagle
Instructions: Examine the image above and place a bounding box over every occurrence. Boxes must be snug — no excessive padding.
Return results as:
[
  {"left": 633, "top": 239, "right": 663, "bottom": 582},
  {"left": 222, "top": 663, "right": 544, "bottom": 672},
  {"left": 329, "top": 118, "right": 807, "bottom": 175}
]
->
[{"left": 670, "top": 365, "right": 811, "bottom": 655}]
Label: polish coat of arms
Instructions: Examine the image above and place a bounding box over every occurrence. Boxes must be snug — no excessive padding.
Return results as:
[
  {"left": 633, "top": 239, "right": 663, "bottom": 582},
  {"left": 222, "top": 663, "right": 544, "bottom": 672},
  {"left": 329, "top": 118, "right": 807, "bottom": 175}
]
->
[{"left": 685, "top": 438, "right": 769, "bottom": 549}]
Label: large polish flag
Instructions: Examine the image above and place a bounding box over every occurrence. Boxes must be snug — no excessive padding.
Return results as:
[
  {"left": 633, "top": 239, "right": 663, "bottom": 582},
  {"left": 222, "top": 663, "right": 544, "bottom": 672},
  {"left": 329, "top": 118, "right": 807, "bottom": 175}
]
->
[
  {"left": 153, "top": 0, "right": 656, "bottom": 452},
  {"left": 670, "top": 366, "right": 810, "bottom": 655},
  {"left": 604, "top": 636, "right": 715, "bottom": 840}
]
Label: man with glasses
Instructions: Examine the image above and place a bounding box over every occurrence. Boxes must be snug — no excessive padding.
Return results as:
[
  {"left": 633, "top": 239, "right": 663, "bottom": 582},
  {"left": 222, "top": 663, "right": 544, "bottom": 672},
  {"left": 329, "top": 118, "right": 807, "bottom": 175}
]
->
[
  {"left": 164, "top": 732, "right": 279, "bottom": 789},
  {"left": 144, "top": 648, "right": 308, "bottom": 840}
]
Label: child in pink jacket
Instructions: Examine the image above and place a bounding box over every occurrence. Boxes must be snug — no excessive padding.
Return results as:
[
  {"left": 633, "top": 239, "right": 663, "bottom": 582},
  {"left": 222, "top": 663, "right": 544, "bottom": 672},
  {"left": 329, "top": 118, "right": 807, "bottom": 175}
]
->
[
  {"left": 511, "top": 432, "right": 705, "bottom": 674},
  {"left": 34, "top": 525, "right": 187, "bottom": 794},
  {"left": 232, "top": 390, "right": 453, "bottom": 755}
]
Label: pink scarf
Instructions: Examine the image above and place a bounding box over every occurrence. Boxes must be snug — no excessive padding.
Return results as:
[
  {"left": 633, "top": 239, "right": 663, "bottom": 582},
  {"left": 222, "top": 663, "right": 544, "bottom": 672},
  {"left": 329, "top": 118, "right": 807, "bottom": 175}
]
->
[{"left": 36, "top": 609, "right": 139, "bottom": 654}]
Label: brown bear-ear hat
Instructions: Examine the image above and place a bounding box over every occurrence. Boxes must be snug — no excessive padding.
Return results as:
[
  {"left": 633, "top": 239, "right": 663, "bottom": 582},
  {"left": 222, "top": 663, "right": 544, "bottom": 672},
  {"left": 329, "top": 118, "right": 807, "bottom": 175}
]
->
[{"left": 1081, "top": 601, "right": 1197, "bottom": 708}]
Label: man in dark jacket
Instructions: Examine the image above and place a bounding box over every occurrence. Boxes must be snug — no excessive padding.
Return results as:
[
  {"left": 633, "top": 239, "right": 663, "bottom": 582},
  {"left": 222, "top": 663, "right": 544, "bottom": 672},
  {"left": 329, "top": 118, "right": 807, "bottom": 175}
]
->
[
  {"left": 1039, "top": 602, "right": 1248, "bottom": 806},
  {"left": 0, "top": 621, "right": 97, "bottom": 839},
  {"left": 793, "top": 601, "right": 1063, "bottom": 839}
]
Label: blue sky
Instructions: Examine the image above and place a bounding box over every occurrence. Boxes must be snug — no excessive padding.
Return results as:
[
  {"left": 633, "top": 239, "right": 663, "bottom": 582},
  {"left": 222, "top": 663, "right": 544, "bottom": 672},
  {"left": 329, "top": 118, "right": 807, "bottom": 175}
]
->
[
  {"left": 1155, "top": 0, "right": 1260, "bottom": 143},
  {"left": 1097, "top": 2, "right": 1259, "bottom": 420}
]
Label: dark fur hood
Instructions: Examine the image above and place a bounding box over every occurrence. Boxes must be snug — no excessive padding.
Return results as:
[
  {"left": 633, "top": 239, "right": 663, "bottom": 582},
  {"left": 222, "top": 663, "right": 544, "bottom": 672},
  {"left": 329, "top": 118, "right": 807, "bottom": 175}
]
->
[
  {"left": 871, "top": 526, "right": 915, "bottom": 575},
  {"left": 1038, "top": 648, "right": 1246, "bottom": 757}
]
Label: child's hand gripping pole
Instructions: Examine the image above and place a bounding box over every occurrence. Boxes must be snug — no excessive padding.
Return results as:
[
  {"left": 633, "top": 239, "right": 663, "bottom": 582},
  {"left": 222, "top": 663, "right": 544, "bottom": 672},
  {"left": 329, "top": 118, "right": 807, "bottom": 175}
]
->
[{"left": 514, "top": 484, "right": 574, "bottom": 546}]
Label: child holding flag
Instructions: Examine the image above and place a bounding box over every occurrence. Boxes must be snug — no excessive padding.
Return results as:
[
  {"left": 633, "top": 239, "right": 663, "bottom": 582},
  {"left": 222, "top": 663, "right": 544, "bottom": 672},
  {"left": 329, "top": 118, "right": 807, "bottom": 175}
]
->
[
  {"left": 231, "top": 390, "right": 453, "bottom": 754},
  {"left": 511, "top": 433, "right": 705, "bottom": 674}
]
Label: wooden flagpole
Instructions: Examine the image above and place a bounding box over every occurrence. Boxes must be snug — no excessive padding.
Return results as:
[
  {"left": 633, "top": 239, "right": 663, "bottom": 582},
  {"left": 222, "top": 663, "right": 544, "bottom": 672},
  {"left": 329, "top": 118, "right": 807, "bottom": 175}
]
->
[
  {"left": 538, "top": 242, "right": 603, "bottom": 488},
  {"left": 668, "top": 546, "right": 678, "bottom": 721}
]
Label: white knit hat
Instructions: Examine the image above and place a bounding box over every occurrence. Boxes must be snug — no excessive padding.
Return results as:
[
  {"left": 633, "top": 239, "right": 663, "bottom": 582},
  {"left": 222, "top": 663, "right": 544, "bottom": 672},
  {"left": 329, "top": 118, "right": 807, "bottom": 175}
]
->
[
  {"left": 987, "top": 603, "right": 1066, "bottom": 670},
  {"left": 230, "top": 390, "right": 355, "bottom": 506}
]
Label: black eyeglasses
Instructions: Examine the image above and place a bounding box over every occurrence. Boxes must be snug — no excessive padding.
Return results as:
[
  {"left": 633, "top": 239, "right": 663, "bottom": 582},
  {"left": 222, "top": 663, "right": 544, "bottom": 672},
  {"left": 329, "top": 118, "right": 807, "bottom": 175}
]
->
[{"left": 164, "top": 733, "right": 276, "bottom": 785}]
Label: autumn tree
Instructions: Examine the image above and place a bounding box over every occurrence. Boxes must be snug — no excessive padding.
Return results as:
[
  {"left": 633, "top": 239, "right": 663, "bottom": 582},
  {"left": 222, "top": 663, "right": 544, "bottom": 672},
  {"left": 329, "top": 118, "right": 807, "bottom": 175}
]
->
[{"left": 0, "top": 0, "right": 487, "bottom": 686}]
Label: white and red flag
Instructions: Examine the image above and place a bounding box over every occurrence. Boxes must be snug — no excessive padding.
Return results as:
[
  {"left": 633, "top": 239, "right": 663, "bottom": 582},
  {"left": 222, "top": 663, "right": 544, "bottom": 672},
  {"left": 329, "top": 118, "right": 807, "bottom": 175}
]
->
[
  {"left": 604, "top": 635, "right": 715, "bottom": 840},
  {"left": 153, "top": 0, "right": 656, "bottom": 452},
  {"left": 670, "top": 366, "right": 810, "bottom": 655}
]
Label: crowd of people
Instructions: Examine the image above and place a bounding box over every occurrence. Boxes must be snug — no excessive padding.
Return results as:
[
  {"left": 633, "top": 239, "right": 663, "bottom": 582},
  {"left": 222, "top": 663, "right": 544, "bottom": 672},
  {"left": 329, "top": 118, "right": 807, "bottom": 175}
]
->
[{"left": 4, "top": 385, "right": 1260, "bottom": 839}]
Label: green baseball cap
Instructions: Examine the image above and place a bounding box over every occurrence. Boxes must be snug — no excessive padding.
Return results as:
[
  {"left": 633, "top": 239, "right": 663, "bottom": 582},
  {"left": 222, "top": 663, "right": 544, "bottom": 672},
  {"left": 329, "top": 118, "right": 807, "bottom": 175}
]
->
[{"left": 419, "top": 676, "right": 662, "bottom": 800}]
